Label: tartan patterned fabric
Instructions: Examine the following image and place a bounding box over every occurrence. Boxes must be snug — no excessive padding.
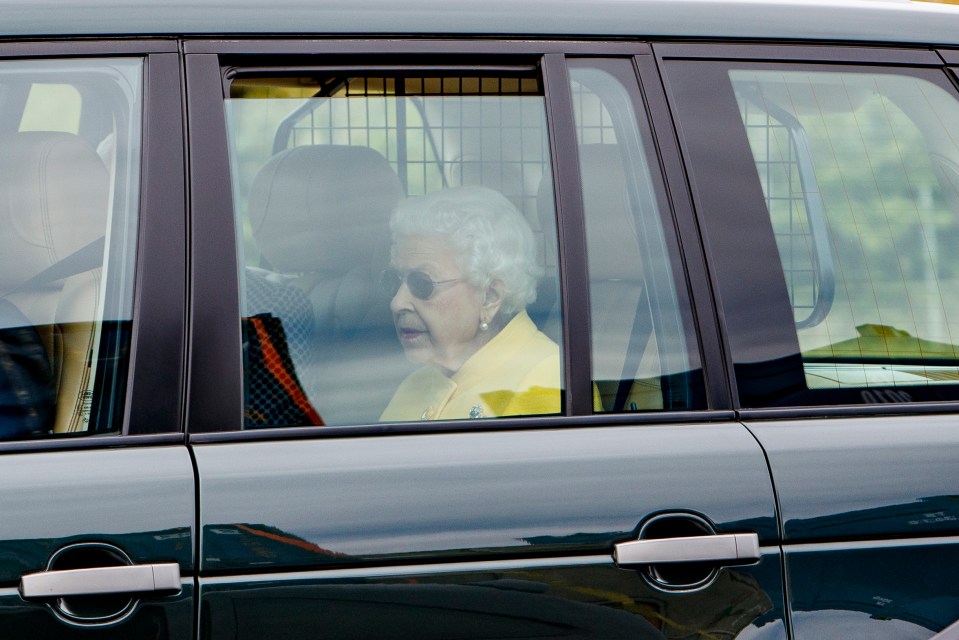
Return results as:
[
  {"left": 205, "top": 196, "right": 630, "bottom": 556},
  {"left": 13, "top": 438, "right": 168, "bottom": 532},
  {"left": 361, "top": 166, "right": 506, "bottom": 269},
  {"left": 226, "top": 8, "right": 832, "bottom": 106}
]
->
[{"left": 242, "top": 313, "right": 322, "bottom": 427}]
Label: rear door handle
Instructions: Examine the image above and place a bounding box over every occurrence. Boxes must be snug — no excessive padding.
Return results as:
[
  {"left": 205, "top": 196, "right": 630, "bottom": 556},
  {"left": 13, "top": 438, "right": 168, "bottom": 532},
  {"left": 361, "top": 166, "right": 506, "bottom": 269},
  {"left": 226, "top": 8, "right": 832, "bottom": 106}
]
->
[
  {"left": 613, "top": 533, "right": 760, "bottom": 567},
  {"left": 20, "top": 563, "right": 181, "bottom": 598}
]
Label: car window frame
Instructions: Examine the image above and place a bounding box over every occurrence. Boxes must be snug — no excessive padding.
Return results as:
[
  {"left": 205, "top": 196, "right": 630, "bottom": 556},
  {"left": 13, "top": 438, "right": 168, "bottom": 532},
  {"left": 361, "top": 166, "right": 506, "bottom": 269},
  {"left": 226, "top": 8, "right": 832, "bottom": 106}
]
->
[
  {"left": 566, "top": 56, "right": 711, "bottom": 413},
  {"left": 0, "top": 40, "right": 187, "bottom": 451},
  {"left": 183, "top": 38, "right": 731, "bottom": 439},
  {"left": 657, "top": 42, "right": 959, "bottom": 418}
]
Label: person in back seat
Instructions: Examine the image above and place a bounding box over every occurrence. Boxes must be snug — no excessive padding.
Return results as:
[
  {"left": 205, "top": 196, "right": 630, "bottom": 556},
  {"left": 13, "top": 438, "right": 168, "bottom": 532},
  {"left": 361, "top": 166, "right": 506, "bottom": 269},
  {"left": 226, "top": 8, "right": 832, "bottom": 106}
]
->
[{"left": 379, "top": 186, "right": 560, "bottom": 421}]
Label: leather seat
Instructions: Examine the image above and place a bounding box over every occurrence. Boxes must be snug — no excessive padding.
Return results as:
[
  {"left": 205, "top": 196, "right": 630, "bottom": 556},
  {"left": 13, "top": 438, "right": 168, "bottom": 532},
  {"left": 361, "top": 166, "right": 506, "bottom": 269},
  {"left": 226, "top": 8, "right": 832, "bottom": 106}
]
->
[
  {"left": 0, "top": 132, "right": 110, "bottom": 433},
  {"left": 246, "top": 144, "right": 408, "bottom": 424}
]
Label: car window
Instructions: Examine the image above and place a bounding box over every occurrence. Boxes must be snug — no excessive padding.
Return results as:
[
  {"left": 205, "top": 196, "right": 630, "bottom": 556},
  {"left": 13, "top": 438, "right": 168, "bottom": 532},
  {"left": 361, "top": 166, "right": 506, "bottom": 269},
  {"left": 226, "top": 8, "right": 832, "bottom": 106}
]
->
[
  {"left": 569, "top": 60, "right": 705, "bottom": 412},
  {"left": 226, "top": 68, "right": 564, "bottom": 426},
  {"left": 0, "top": 58, "right": 142, "bottom": 439},
  {"left": 730, "top": 68, "right": 959, "bottom": 403}
]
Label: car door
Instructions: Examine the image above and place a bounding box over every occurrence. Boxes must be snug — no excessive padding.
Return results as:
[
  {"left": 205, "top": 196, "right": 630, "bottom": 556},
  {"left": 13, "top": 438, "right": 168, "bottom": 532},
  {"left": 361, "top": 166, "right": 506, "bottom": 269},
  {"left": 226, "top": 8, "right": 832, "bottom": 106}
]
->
[
  {"left": 659, "top": 43, "right": 959, "bottom": 639},
  {"left": 185, "top": 40, "right": 787, "bottom": 640},
  {"left": 0, "top": 43, "right": 193, "bottom": 638}
]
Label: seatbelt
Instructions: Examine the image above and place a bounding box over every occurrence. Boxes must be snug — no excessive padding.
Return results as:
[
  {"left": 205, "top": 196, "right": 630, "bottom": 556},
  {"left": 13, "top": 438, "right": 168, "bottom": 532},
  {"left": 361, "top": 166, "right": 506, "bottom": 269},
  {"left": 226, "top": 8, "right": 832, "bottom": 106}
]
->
[
  {"left": 1, "top": 236, "right": 104, "bottom": 298},
  {"left": 613, "top": 286, "right": 653, "bottom": 413}
]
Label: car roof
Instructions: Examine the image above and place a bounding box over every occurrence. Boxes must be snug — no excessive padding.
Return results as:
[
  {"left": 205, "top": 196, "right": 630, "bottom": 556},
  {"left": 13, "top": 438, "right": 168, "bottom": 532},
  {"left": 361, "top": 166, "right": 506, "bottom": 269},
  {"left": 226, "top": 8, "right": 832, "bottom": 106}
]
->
[{"left": 3, "top": 0, "right": 959, "bottom": 47}]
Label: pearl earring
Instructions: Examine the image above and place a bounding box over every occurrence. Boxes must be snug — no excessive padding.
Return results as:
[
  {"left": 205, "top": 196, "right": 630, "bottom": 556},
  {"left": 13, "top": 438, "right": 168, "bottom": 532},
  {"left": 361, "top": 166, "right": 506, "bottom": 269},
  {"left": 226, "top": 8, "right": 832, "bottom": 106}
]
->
[{"left": 479, "top": 321, "right": 489, "bottom": 331}]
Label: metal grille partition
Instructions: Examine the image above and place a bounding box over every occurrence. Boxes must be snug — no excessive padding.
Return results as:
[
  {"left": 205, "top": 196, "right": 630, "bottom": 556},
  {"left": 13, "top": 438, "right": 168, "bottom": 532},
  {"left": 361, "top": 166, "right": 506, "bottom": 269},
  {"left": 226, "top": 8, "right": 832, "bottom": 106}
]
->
[
  {"left": 736, "top": 88, "right": 835, "bottom": 330},
  {"left": 250, "top": 73, "right": 548, "bottom": 223}
]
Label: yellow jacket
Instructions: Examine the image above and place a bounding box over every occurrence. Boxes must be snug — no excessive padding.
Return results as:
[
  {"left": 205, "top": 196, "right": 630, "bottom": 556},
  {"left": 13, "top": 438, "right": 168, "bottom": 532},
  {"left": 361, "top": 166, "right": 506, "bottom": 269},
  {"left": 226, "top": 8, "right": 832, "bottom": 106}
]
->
[{"left": 380, "top": 311, "right": 560, "bottom": 421}]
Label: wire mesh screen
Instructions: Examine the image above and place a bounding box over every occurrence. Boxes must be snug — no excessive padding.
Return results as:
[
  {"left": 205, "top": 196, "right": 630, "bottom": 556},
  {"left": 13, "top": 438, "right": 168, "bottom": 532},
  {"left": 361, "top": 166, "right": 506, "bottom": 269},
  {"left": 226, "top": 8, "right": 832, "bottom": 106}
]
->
[
  {"left": 737, "top": 95, "right": 818, "bottom": 320},
  {"left": 244, "top": 73, "right": 549, "bottom": 223}
]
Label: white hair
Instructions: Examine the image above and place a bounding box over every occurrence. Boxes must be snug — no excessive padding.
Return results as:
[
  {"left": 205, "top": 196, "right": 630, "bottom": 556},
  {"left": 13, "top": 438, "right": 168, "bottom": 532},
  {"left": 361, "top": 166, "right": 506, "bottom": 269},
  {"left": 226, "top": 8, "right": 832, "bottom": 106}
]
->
[{"left": 390, "top": 186, "right": 542, "bottom": 316}]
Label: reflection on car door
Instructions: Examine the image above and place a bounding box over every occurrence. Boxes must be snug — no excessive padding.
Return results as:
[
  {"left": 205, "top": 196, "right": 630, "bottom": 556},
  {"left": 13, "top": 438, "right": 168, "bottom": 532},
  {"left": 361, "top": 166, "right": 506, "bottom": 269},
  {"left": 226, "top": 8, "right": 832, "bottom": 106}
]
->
[
  {"left": 194, "top": 426, "right": 784, "bottom": 639},
  {"left": 0, "top": 445, "right": 195, "bottom": 638}
]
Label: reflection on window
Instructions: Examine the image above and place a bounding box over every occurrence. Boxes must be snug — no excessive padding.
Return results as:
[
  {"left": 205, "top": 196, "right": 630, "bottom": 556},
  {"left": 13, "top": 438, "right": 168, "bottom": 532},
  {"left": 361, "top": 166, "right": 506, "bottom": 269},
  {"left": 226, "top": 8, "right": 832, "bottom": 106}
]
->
[
  {"left": 732, "top": 69, "right": 959, "bottom": 394},
  {"left": 227, "top": 70, "right": 564, "bottom": 426},
  {"left": 0, "top": 59, "right": 141, "bottom": 439},
  {"left": 570, "top": 63, "right": 704, "bottom": 412}
]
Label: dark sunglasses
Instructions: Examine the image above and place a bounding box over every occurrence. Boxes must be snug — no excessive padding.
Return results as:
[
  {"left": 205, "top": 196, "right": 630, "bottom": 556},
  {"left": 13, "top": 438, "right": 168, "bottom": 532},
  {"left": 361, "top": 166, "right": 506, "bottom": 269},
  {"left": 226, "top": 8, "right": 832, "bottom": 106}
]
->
[{"left": 380, "top": 269, "right": 460, "bottom": 301}]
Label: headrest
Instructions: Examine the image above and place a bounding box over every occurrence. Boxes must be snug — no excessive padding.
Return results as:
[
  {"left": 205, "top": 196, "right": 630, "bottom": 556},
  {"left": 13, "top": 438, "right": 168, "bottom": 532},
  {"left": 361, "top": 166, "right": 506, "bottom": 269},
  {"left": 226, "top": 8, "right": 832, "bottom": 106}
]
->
[
  {"left": 0, "top": 132, "right": 109, "bottom": 289},
  {"left": 248, "top": 145, "right": 403, "bottom": 274},
  {"left": 579, "top": 144, "right": 644, "bottom": 282}
]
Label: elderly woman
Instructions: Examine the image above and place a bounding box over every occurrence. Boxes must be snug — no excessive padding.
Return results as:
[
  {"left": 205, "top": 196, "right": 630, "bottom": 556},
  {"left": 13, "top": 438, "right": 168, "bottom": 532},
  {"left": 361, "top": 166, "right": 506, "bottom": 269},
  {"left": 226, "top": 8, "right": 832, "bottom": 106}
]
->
[{"left": 379, "top": 186, "right": 560, "bottom": 421}]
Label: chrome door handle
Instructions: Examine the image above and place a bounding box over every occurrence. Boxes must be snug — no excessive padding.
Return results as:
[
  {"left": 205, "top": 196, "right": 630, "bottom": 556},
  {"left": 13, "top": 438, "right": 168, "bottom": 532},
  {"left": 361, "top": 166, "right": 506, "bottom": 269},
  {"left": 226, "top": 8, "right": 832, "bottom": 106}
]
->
[
  {"left": 613, "top": 533, "right": 760, "bottom": 566},
  {"left": 20, "top": 563, "right": 181, "bottom": 598}
]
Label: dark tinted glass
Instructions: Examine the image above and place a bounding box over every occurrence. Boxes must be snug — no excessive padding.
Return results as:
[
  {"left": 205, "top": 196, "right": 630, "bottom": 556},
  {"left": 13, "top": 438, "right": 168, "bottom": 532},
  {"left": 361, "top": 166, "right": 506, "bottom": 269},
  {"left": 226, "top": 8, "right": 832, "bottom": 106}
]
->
[{"left": 666, "top": 59, "right": 959, "bottom": 408}]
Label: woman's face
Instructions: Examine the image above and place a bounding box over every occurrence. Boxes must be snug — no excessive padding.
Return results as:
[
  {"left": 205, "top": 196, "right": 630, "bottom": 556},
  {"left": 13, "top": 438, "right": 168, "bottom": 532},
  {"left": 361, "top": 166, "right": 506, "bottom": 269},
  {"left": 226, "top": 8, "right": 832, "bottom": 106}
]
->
[{"left": 389, "top": 235, "right": 498, "bottom": 373}]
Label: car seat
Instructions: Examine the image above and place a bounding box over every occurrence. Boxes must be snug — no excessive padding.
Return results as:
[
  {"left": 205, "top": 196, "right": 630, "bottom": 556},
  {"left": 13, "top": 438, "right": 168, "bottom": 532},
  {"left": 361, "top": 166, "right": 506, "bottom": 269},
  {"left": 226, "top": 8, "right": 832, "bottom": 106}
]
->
[
  {"left": 246, "top": 144, "right": 409, "bottom": 424},
  {"left": 0, "top": 132, "right": 110, "bottom": 433}
]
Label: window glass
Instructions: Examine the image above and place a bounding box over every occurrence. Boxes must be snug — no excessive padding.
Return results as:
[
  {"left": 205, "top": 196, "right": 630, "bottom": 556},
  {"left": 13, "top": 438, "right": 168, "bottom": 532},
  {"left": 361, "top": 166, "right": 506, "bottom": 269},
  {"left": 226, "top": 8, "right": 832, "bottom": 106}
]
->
[
  {"left": 0, "top": 58, "right": 142, "bottom": 438},
  {"left": 570, "top": 62, "right": 705, "bottom": 412},
  {"left": 730, "top": 68, "right": 959, "bottom": 400},
  {"left": 226, "top": 69, "right": 564, "bottom": 426},
  {"left": 19, "top": 84, "right": 82, "bottom": 133}
]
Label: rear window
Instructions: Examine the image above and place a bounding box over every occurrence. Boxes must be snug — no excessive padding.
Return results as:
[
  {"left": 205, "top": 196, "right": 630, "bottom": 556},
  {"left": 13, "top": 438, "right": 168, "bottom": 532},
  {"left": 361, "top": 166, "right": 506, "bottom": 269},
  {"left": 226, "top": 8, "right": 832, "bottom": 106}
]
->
[
  {"left": 665, "top": 57, "right": 959, "bottom": 408},
  {"left": 732, "top": 69, "right": 959, "bottom": 399}
]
